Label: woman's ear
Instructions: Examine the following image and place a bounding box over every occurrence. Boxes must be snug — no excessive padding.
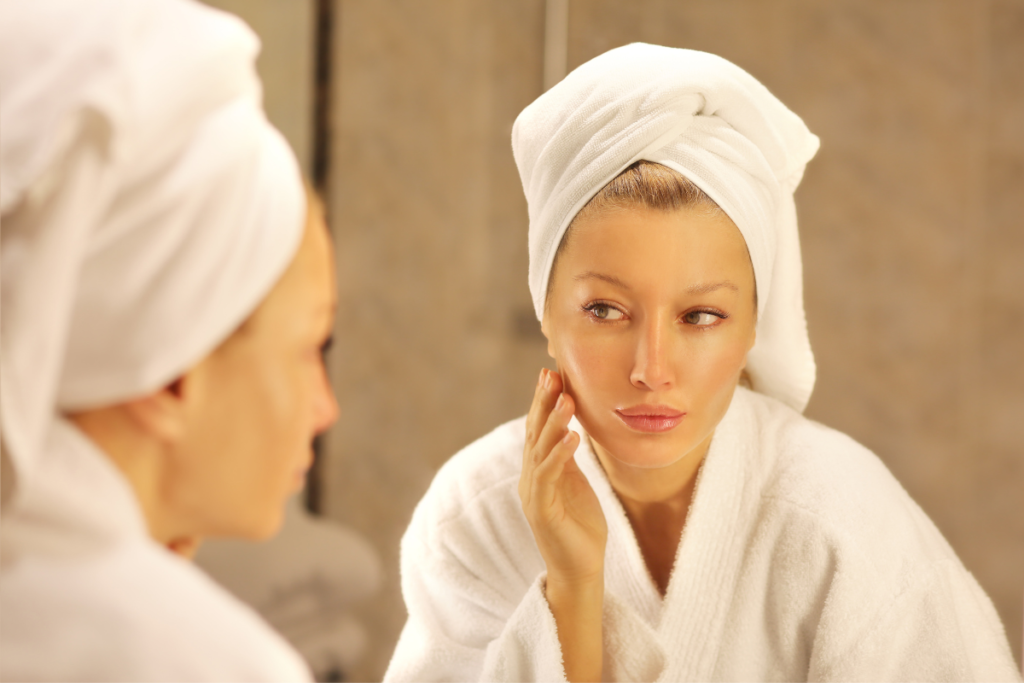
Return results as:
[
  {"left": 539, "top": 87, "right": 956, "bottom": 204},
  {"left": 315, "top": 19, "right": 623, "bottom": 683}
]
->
[{"left": 121, "top": 375, "right": 193, "bottom": 445}]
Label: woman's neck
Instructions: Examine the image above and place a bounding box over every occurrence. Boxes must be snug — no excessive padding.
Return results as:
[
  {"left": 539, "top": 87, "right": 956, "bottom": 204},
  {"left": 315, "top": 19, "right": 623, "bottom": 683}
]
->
[
  {"left": 590, "top": 431, "right": 712, "bottom": 595},
  {"left": 592, "top": 430, "right": 711, "bottom": 506},
  {"left": 69, "top": 409, "right": 183, "bottom": 546}
]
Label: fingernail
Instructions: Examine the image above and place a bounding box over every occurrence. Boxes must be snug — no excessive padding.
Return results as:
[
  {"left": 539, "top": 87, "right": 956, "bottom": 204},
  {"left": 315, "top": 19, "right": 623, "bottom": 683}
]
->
[
  {"left": 555, "top": 393, "right": 566, "bottom": 411},
  {"left": 562, "top": 430, "right": 574, "bottom": 444},
  {"left": 537, "top": 369, "right": 545, "bottom": 387},
  {"left": 543, "top": 370, "right": 552, "bottom": 390}
]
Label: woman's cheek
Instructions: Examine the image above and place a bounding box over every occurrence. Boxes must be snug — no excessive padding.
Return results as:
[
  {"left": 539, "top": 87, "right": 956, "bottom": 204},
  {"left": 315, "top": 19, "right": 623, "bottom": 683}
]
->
[
  {"left": 556, "top": 334, "right": 625, "bottom": 420},
  {"left": 691, "top": 339, "right": 749, "bottom": 400},
  {"left": 267, "top": 354, "right": 307, "bottom": 416}
]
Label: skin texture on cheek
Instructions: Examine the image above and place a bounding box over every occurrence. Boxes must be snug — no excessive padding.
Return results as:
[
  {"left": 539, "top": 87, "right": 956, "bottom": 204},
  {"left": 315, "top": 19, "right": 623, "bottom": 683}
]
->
[
  {"left": 169, "top": 209, "right": 337, "bottom": 541},
  {"left": 543, "top": 205, "right": 756, "bottom": 475},
  {"left": 167, "top": 343, "right": 308, "bottom": 539},
  {"left": 553, "top": 330, "right": 745, "bottom": 471}
]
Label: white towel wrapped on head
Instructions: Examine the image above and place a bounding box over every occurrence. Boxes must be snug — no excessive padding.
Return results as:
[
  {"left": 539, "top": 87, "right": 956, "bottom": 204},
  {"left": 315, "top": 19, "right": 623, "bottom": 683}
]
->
[{"left": 513, "top": 43, "right": 819, "bottom": 412}]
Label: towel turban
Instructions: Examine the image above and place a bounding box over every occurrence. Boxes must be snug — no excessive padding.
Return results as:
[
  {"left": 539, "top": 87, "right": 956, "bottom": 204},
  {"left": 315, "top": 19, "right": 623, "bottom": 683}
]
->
[
  {"left": 512, "top": 43, "right": 820, "bottom": 412},
  {"left": 0, "top": 0, "right": 305, "bottom": 497}
]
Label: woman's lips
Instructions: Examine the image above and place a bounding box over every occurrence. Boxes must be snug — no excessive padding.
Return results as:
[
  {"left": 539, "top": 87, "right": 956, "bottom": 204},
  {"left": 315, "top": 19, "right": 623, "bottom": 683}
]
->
[{"left": 615, "top": 405, "right": 685, "bottom": 433}]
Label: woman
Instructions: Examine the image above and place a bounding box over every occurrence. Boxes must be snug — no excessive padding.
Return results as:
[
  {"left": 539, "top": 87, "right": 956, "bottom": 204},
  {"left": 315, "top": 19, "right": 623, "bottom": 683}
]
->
[
  {"left": 0, "top": 1, "right": 337, "bottom": 680},
  {"left": 385, "top": 44, "right": 1020, "bottom": 681}
]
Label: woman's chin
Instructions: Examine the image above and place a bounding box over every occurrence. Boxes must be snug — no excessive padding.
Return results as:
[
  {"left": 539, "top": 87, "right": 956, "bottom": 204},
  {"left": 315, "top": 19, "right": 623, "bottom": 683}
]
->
[
  {"left": 605, "top": 447, "right": 690, "bottom": 470},
  {"left": 210, "top": 507, "right": 285, "bottom": 542},
  {"left": 588, "top": 431, "right": 699, "bottom": 470}
]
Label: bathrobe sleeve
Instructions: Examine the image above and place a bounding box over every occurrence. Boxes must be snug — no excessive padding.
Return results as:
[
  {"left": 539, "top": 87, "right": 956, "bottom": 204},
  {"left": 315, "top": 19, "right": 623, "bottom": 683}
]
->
[
  {"left": 809, "top": 558, "right": 1022, "bottom": 681},
  {"left": 384, "top": 420, "right": 571, "bottom": 683},
  {"left": 483, "top": 577, "right": 669, "bottom": 682},
  {"left": 384, "top": 510, "right": 567, "bottom": 682},
  {"left": 387, "top": 525, "right": 672, "bottom": 683}
]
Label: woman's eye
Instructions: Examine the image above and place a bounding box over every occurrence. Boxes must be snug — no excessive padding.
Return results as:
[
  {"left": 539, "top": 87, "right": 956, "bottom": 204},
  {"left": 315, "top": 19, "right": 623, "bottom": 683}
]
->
[
  {"left": 586, "top": 304, "right": 624, "bottom": 320},
  {"left": 683, "top": 310, "right": 720, "bottom": 326}
]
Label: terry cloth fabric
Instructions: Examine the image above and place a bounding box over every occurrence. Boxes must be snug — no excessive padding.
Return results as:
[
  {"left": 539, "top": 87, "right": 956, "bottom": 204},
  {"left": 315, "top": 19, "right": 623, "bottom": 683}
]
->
[
  {"left": 0, "top": 1, "right": 310, "bottom": 680},
  {"left": 513, "top": 43, "right": 820, "bottom": 412},
  {"left": 384, "top": 388, "right": 1022, "bottom": 682},
  {"left": 0, "top": 419, "right": 312, "bottom": 682}
]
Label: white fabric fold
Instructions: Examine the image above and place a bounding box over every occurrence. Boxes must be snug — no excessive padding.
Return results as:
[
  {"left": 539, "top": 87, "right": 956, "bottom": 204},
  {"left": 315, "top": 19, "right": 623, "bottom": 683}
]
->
[
  {"left": 512, "top": 44, "right": 820, "bottom": 411},
  {"left": 480, "top": 575, "right": 566, "bottom": 682},
  {"left": 0, "top": 419, "right": 312, "bottom": 682}
]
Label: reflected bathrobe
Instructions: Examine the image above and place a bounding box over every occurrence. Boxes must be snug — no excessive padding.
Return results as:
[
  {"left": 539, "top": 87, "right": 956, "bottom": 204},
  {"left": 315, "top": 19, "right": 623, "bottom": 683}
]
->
[
  {"left": 386, "top": 387, "right": 1020, "bottom": 682},
  {"left": 0, "top": 419, "right": 311, "bottom": 682}
]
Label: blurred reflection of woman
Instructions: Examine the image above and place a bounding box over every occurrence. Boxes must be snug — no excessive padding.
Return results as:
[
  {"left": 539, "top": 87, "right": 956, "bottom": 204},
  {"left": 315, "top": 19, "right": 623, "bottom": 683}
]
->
[
  {"left": 0, "top": 1, "right": 338, "bottom": 680},
  {"left": 386, "top": 44, "right": 1021, "bottom": 682}
]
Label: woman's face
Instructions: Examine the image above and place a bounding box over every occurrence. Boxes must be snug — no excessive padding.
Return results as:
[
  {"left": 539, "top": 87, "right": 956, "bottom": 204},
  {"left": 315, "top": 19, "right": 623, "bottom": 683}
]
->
[
  {"left": 542, "top": 204, "right": 757, "bottom": 472},
  {"left": 170, "top": 203, "right": 339, "bottom": 540}
]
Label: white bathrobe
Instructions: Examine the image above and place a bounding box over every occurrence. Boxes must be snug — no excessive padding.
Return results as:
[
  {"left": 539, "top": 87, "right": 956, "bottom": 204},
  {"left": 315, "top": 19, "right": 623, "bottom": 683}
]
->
[
  {"left": 385, "top": 387, "right": 1020, "bottom": 682},
  {"left": 0, "top": 420, "right": 311, "bottom": 682}
]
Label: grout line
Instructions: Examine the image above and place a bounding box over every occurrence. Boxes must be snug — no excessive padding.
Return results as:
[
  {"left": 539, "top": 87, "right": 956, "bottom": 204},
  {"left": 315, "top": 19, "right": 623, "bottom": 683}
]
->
[
  {"left": 543, "top": 0, "right": 569, "bottom": 91},
  {"left": 312, "top": 0, "right": 335, "bottom": 198}
]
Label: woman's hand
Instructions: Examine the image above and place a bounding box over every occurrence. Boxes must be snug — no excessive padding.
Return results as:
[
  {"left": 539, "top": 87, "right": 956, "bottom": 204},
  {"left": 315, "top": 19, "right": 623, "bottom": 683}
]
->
[
  {"left": 520, "top": 368, "right": 607, "bottom": 584},
  {"left": 519, "top": 368, "right": 606, "bottom": 682}
]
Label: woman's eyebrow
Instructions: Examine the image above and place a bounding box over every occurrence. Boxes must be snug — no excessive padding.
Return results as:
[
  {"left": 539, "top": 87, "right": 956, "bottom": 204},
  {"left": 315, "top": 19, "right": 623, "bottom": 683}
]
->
[
  {"left": 574, "top": 271, "right": 631, "bottom": 289},
  {"left": 574, "top": 273, "right": 738, "bottom": 295},
  {"left": 687, "top": 281, "right": 738, "bottom": 294}
]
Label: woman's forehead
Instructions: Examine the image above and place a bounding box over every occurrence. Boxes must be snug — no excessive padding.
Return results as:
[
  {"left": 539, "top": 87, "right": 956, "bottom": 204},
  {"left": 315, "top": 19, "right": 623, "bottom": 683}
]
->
[{"left": 560, "top": 206, "right": 754, "bottom": 289}]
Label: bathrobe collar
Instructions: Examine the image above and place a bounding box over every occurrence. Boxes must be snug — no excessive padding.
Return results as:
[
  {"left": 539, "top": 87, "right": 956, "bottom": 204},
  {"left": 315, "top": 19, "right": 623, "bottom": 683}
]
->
[
  {"left": 1, "top": 418, "right": 148, "bottom": 562},
  {"left": 572, "top": 386, "right": 764, "bottom": 678}
]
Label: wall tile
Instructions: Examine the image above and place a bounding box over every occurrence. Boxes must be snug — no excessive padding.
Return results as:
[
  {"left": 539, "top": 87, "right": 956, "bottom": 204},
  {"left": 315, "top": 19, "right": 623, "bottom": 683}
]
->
[{"left": 323, "top": 2, "right": 547, "bottom": 678}]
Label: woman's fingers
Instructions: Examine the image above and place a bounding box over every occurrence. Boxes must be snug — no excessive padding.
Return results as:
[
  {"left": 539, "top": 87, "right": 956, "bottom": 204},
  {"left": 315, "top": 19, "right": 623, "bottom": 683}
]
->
[
  {"left": 518, "top": 374, "right": 607, "bottom": 598},
  {"left": 525, "top": 369, "right": 562, "bottom": 449},
  {"left": 522, "top": 392, "right": 577, "bottom": 510},
  {"left": 521, "top": 369, "right": 571, "bottom": 507},
  {"left": 528, "top": 428, "right": 580, "bottom": 514},
  {"left": 524, "top": 369, "right": 549, "bottom": 447},
  {"left": 533, "top": 428, "right": 580, "bottom": 487},
  {"left": 532, "top": 391, "right": 575, "bottom": 467}
]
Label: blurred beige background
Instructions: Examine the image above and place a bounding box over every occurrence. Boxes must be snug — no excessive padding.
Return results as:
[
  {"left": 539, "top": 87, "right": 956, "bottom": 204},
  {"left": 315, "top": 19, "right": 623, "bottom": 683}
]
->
[{"left": 206, "top": 1, "right": 1023, "bottom": 680}]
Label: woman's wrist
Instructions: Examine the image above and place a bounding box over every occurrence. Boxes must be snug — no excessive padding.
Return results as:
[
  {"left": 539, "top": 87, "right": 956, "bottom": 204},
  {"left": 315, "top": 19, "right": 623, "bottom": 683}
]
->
[
  {"left": 545, "top": 571, "right": 604, "bottom": 683},
  {"left": 545, "top": 572, "right": 604, "bottom": 604}
]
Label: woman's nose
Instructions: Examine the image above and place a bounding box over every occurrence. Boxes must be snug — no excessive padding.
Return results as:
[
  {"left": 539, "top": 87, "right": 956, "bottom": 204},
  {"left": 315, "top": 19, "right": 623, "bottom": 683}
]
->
[
  {"left": 630, "top": 317, "right": 674, "bottom": 390},
  {"left": 313, "top": 363, "right": 340, "bottom": 435}
]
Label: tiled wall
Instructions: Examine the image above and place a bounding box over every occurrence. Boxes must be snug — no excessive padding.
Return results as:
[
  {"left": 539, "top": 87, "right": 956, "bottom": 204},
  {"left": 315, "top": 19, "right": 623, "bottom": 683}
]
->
[
  {"left": 323, "top": 3, "right": 551, "bottom": 677},
  {"left": 210, "top": 1, "right": 1024, "bottom": 679}
]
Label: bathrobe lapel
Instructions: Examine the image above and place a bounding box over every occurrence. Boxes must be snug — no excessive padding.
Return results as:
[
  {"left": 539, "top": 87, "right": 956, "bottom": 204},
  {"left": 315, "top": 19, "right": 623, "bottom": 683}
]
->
[
  {"left": 572, "top": 418, "right": 663, "bottom": 626},
  {"left": 574, "top": 388, "right": 765, "bottom": 680}
]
